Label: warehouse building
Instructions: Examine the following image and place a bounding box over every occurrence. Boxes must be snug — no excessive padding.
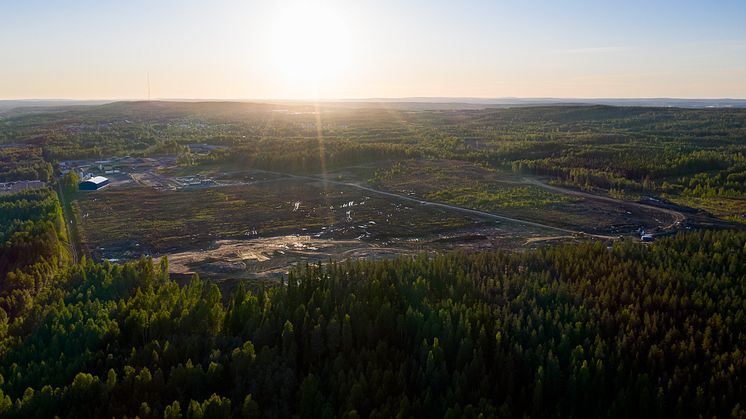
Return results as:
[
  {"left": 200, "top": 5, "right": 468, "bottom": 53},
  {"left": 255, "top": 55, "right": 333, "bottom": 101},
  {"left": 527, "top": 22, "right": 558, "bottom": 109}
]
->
[{"left": 79, "top": 176, "right": 110, "bottom": 191}]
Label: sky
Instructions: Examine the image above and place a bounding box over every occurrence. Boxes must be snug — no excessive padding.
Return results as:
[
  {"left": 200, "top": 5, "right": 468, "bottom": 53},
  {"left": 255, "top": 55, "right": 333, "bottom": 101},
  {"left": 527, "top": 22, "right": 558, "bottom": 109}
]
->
[{"left": 1, "top": 0, "right": 745, "bottom": 100}]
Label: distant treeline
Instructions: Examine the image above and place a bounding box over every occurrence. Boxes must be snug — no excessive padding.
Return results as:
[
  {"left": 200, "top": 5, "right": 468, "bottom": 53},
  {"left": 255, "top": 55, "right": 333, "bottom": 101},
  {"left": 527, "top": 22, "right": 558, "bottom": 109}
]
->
[{"left": 5, "top": 102, "right": 746, "bottom": 200}]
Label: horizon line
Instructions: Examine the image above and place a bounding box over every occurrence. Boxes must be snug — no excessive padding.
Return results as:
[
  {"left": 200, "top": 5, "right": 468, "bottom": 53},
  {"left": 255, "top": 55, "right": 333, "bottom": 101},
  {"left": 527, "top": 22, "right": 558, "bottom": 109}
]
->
[{"left": 2, "top": 96, "right": 746, "bottom": 103}]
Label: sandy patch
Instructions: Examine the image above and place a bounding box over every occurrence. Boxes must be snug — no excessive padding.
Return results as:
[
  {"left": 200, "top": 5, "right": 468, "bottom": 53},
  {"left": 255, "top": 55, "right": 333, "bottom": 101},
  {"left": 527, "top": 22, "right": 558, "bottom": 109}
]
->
[{"left": 158, "top": 235, "right": 370, "bottom": 275}]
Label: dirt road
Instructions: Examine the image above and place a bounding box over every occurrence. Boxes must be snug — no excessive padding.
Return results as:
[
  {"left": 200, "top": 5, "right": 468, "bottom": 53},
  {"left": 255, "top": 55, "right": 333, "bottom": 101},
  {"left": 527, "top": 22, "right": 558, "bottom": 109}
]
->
[
  {"left": 256, "top": 170, "right": 618, "bottom": 240},
  {"left": 523, "top": 178, "right": 685, "bottom": 229},
  {"left": 57, "top": 183, "right": 79, "bottom": 264}
]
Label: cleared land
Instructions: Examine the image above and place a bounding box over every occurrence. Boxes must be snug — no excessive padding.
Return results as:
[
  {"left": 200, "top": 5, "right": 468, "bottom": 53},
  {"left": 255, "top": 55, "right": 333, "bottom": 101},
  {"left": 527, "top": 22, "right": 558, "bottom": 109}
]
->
[
  {"left": 370, "top": 159, "right": 680, "bottom": 235},
  {"left": 72, "top": 155, "right": 691, "bottom": 280},
  {"left": 77, "top": 173, "right": 555, "bottom": 279},
  {"left": 76, "top": 179, "right": 570, "bottom": 279}
]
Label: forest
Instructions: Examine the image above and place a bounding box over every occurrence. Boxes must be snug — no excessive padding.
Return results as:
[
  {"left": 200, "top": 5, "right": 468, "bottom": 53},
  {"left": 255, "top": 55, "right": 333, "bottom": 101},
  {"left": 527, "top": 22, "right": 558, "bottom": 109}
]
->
[
  {"left": 0, "top": 231, "right": 744, "bottom": 418},
  {"left": 0, "top": 187, "right": 69, "bottom": 317},
  {"left": 0, "top": 146, "right": 53, "bottom": 182},
  {"left": 1, "top": 102, "right": 745, "bottom": 418}
]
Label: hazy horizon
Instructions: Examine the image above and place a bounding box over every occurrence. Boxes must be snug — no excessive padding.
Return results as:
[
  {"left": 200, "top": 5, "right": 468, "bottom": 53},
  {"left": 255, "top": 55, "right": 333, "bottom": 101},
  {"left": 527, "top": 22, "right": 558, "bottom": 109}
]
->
[{"left": 3, "top": 97, "right": 746, "bottom": 103}]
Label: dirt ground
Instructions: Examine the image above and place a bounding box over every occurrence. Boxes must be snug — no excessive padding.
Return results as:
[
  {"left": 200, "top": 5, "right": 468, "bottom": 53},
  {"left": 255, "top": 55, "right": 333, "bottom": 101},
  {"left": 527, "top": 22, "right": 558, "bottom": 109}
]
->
[
  {"left": 71, "top": 157, "right": 668, "bottom": 282},
  {"left": 157, "top": 235, "right": 409, "bottom": 279},
  {"left": 156, "top": 225, "right": 577, "bottom": 281}
]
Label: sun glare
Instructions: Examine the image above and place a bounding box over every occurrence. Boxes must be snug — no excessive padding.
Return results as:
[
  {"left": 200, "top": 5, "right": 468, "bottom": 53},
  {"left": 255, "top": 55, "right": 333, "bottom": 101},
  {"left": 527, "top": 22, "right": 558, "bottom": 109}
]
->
[{"left": 269, "top": 2, "right": 352, "bottom": 92}]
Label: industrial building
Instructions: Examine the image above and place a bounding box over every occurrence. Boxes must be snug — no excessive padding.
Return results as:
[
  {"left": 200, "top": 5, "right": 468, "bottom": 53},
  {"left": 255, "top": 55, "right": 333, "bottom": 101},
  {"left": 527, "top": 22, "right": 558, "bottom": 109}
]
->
[{"left": 79, "top": 176, "right": 110, "bottom": 191}]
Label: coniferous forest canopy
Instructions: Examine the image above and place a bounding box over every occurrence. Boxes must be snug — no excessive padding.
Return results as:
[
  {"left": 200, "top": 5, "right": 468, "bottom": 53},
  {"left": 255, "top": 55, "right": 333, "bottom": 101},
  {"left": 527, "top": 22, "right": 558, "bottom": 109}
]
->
[{"left": 0, "top": 101, "right": 745, "bottom": 418}]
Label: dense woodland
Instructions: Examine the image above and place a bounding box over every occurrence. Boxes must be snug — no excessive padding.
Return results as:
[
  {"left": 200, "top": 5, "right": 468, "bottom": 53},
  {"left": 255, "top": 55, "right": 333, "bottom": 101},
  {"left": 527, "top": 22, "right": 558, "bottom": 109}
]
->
[
  {"left": 1, "top": 102, "right": 746, "bottom": 417},
  {"left": 0, "top": 187, "right": 69, "bottom": 318},
  {"left": 0, "top": 231, "right": 744, "bottom": 418}
]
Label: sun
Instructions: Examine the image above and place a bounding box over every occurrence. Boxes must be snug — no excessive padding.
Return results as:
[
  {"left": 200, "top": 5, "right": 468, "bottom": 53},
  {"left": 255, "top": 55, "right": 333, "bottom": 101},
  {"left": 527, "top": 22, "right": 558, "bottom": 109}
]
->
[{"left": 269, "top": 2, "right": 352, "bottom": 90}]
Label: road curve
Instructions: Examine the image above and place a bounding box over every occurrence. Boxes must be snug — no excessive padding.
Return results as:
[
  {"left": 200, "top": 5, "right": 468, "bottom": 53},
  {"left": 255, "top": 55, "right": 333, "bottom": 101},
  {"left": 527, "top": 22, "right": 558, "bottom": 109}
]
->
[{"left": 523, "top": 178, "right": 686, "bottom": 229}]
